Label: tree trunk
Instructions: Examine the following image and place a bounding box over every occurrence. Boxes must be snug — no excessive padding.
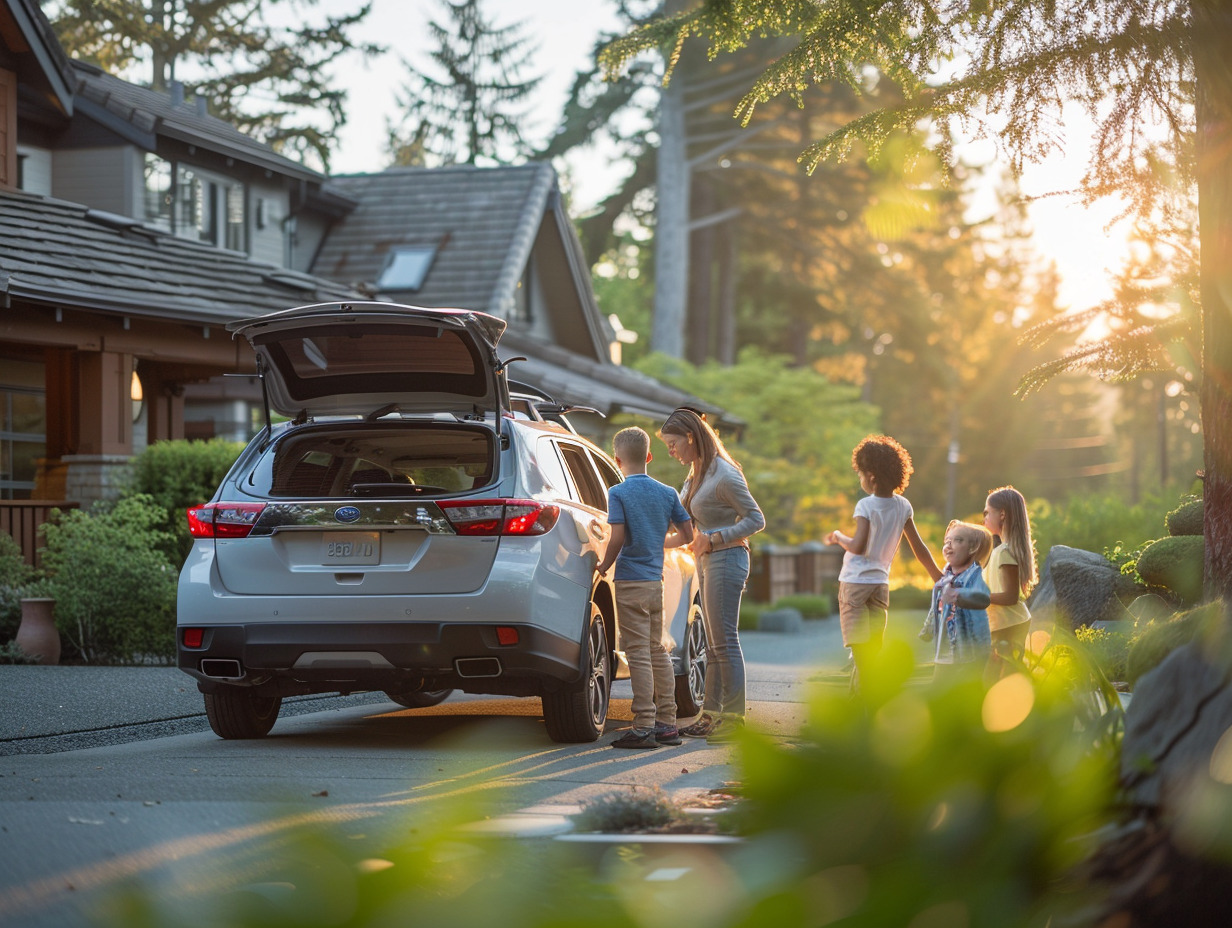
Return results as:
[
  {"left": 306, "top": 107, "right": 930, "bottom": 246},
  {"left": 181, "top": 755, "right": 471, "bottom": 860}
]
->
[
  {"left": 1193, "top": 0, "right": 1232, "bottom": 604},
  {"left": 688, "top": 175, "right": 716, "bottom": 364},
  {"left": 653, "top": 68, "right": 690, "bottom": 358}
]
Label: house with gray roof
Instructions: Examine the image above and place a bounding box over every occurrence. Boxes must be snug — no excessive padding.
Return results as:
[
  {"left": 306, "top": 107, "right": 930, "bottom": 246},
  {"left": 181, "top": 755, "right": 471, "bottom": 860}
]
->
[{"left": 0, "top": 0, "right": 728, "bottom": 565}]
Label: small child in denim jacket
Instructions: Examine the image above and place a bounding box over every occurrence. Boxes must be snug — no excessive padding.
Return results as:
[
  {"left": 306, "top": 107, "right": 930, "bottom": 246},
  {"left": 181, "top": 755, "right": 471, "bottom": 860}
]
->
[{"left": 920, "top": 521, "right": 993, "bottom": 677}]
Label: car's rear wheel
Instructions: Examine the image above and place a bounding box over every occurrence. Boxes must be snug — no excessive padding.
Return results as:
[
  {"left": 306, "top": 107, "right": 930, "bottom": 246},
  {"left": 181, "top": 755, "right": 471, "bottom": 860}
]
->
[
  {"left": 542, "top": 603, "right": 609, "bottom": 743},
  {"left": 675, "top": 600, "right": 707, "bottom": 717},
  {"left": 203, "top": 690, "right": 282, "bottom": 739},
  {"left": 385, "top": 689, "right": 453, "bottom": 708}
]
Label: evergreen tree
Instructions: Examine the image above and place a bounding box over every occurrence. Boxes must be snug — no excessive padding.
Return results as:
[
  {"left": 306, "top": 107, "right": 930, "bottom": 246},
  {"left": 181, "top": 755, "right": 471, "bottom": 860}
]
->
[
  {"left": 49, "top": 0, "right": 377, "bottom": 170},
  {"left": 386, "top": 0, "right": 541, "bottom": 167},
  {"left": 601, "top": 0, "right": 1232, "bottom": 603}
]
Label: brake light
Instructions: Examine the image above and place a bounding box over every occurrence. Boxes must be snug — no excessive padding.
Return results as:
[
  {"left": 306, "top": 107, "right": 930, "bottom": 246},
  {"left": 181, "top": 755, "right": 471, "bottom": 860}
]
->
[
  {"left": 182, "top": 628, "right": 205, "bottom": 648},
  {"left": 186, "top": 502, "right": 266, "bottom": 538},
  {"left": 437, "top": 499, "right": 560, "bottom": 536}
]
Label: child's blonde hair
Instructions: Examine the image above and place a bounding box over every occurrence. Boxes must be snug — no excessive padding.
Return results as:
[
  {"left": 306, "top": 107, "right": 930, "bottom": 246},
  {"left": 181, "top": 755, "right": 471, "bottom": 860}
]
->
[
  {"left": 613, "top": 426, "right": 649, "bottom": 460},
  {"left": 986, "top": 485, "right": 1038, "bottom": 595},
  {"left": 946, "top": 520, "right": 993, "bottom": 567}
]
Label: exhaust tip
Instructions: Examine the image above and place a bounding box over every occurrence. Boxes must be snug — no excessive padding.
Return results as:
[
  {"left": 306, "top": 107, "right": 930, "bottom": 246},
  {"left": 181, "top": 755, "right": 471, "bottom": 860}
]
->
[
  {"left": 200, "top": 658, "right": 244, "bottom": 679},
  {"left": 454, "top": 657, "right": 502, "bottom": 678}
]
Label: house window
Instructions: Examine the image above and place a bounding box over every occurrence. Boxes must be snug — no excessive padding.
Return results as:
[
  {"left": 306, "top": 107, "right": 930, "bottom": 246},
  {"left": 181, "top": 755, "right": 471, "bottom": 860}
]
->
[
  {"left": 0, "top": 361, "right": 45, "bottom": 500},
  {"left": 143, "top": 154, "right": 173, "bottom": 231},
  {"left": 171, "top": 165, "right": 245, "bottom": 249},
  {"left": 377, "top": 245, "right": 437, "bottom": 292}
]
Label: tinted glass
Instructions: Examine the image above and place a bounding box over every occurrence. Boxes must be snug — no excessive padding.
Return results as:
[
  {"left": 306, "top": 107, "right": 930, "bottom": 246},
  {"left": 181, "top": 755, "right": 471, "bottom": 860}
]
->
[{"left": 258, "top": 424, "right": 493, "bottom": 498}]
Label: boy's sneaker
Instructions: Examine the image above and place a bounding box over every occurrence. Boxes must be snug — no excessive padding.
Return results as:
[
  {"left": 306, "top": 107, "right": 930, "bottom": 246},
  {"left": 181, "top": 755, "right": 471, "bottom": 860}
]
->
[
  {"left": 653, "top": 722, "right": 682, "bottom": 745},
  {"left": 611, "top": 728, "right": 660, "bottom": 749},
  {"left": 679, "top": 714, "right": 717, "bottom": 738},
  {"left": 706, "top": 717, "right": 745, "bottom": 743}
]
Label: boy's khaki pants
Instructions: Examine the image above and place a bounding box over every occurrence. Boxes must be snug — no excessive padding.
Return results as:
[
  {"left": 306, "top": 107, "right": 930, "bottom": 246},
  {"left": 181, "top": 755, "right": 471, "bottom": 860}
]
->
[{"left": 615, "top": 580, "right": 676, "bottom": 731}]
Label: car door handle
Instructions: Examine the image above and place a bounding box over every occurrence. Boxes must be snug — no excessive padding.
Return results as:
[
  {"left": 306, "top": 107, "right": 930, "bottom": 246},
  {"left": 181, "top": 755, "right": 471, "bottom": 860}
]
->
[{"left": 589, "top": 520, "right": 606, "bottom": 539}]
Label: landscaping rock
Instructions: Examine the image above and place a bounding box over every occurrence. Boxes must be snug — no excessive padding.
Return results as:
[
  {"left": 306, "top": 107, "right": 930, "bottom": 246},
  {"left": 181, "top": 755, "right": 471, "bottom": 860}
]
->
[
  {"left": 757, "top": 607, "right": 804, "bottom": 634},
  {"left": 1120, "top": 640, "right": 1232, "bottom": 809},
  {"left": 1029, "top": 545, "right": 1143, "bottom": 630}
]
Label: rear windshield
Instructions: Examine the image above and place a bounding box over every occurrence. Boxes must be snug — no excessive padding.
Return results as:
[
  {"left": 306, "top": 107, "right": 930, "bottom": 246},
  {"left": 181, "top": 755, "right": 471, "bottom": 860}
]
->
[
  {"left": 254, "top": 424, "right": 495, "bottom": 498},
  {"left": 255, "top": 323, "right": 487, "bottom": 404}
]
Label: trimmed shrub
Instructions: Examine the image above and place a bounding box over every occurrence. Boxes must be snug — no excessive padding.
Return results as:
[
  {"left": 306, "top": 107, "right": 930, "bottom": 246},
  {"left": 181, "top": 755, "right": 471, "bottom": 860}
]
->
[
  {"left": 0, "top": 533, "right": 35, "bottom": 644},
  {"left": 1125, "top": 601, "right": 1223, "bottom": 685},
  {"left": 123, "top": 438, "right": 245, "bottom": 565},
  {"left": 772, "top": 593, "right": 833, "bottom": 618},
  {"left": 889, "top": 582, "right": 935, "bottom": 611},
  {"left": 1165, "top": 497, "right": 1204, "bottom": 536},
  {"left": 739, "top": 601, "right": 765, "bottom": 630},
  {"left": 41, "top": 495, "right": 178, "bottom": 664},
  {"left": 1135, "top": 535, "right": 1205, "bottom": 605}
]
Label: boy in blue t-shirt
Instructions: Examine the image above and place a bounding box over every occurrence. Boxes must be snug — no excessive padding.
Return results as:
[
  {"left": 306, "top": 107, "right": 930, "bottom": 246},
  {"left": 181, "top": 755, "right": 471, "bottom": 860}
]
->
[{"left": 597, "top": 427, "right": 694, "bottom": 749}]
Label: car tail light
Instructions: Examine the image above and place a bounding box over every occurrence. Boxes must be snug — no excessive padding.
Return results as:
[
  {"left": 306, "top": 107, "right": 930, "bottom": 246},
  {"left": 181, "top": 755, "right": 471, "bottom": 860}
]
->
[
  {"left": 437, "top": 499, "right": 560, "bottom": 536},
  {"left": 495, "top": 626, "right": 519, "bottom": 646},
  {"left": 182, "top": 628, "right": 205, "bottom": 648},
  {"left": 186, "top": 502, "right": 266, "bottom": 538}
]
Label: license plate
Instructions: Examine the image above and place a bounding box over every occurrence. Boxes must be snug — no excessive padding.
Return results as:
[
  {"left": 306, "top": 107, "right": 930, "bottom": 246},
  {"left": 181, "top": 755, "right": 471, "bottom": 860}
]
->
[{"left": 321, "top": 532, "right": 380, "bottom": 566}]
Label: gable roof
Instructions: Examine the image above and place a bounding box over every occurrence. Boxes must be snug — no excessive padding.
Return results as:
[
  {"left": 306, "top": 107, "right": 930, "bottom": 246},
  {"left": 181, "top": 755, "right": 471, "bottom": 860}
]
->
[
  {"left": 313, "top": 163, "right": 556, "bottom": 315},
  {"left": 0, "top": 189, "right": 359, "bottom": 323},
  {"left": 68, "top": 61, "right": 327, "bottom": 184},
  {"left": 1, "top": 0, "right": 75, "bottom": 119}
]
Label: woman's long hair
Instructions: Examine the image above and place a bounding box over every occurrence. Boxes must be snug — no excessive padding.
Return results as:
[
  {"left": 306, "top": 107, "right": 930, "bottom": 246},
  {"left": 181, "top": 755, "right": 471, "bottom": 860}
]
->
[
  {"left": 987, "top": 485, "right": 1038, "bottom": 595},
  {"left": 658, "top": 408, "right": 738, "bottom": 513}
]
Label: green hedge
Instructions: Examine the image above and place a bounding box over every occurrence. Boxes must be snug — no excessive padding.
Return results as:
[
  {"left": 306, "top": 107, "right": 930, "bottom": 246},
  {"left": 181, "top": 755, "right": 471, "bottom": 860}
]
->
[
  {"left": 123, "top": 438, "right": 245, "bottom": 565},
  {"left": 1165, "top": 497, "right": 1204, "bottom": 537},
  {"left": 1125, "top": 601, "right": 1223, "bottom": 685},
  {"left": 0, "top": 533, "right": 34, "bottom": 644},
  {"left": 42, "top": 495, "right": 178, "bottom": 664}
]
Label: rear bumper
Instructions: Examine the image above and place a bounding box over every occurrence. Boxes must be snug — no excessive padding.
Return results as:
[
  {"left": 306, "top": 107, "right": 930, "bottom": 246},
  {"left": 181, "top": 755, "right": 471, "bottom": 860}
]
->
[{"left": 178, "top": 621, "right": 582, "bottom": 699}]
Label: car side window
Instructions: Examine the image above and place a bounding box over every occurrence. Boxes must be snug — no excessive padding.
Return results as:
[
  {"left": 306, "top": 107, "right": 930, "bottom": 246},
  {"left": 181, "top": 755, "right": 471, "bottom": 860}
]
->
[
  {"left": 558, "top": 442, "right": 607, "bottom": 512},
  {"left": 590, "top": 451, "right": 622, "bottom": 490},
  {"left": 534, "top": 438, "right": 573, "bottom": 496}
]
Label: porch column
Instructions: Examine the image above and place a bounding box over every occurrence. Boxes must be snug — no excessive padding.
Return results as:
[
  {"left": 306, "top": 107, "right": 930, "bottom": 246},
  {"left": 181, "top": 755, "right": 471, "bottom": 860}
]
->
[{"left": 63, "top": 350, "right": 134, "bottom": 505}]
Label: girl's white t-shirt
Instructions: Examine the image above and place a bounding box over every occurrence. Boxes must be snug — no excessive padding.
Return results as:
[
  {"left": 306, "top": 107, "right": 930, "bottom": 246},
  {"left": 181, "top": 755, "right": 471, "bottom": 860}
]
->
[{"left": 837, "top": 494, "right": 913, "bottom": 584}]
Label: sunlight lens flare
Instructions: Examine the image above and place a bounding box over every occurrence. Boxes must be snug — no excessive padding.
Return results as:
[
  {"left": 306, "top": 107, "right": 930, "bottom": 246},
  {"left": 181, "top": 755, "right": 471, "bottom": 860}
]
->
[{"left": 982, "top": 674, "right": 1035, "bottom": 733}]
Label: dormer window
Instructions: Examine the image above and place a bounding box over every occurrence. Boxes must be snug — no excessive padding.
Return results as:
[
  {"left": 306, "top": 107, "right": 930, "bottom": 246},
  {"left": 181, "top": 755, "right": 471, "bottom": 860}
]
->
[{"left": 377, "top": 245, "right": 437, "bottom": 292}]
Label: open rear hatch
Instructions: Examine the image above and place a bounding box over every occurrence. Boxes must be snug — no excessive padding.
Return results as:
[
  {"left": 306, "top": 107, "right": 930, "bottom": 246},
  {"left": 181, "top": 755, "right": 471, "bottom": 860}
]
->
[{"left": 228, "top": 301, "right": 509, "bottom": 422}]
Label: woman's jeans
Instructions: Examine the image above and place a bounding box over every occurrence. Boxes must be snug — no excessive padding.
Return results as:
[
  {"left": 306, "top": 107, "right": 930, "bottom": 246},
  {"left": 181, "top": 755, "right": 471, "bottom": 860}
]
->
[{"left": 698, "top": 546, "right": 749, "bottom": 718}]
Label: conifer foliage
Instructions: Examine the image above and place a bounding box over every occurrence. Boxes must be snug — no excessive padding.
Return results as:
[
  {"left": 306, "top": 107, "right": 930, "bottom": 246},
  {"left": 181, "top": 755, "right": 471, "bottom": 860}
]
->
[
  {"left": 386, "top": 0, "right": 542, "bottom": 166},
  {"left": 49, "top": 0, "right": 378, "bottom": 171}
]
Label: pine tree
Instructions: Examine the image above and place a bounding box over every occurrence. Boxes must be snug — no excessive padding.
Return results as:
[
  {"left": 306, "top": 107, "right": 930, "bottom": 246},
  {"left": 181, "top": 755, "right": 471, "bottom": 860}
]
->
[
  {"left": 49, "top": 0, "right": 378, "bottom": 171},
  {"left": 601, "top": 0, "right": 1232, "bottom": 604},
  {"left": 386, "top": 0, "right": 541, "bottom": 167}
]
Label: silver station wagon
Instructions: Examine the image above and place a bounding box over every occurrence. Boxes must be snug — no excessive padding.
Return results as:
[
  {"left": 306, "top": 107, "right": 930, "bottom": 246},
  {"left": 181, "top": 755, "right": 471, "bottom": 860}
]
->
[{"left": 177, "top": 302, "right": 706, "bottom": 742}]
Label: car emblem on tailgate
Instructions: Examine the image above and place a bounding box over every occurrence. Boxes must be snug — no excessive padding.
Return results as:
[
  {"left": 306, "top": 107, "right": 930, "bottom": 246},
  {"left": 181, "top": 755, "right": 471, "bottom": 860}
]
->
[{"left": 334, "top": 506, "right": 362, "bottom": 523}]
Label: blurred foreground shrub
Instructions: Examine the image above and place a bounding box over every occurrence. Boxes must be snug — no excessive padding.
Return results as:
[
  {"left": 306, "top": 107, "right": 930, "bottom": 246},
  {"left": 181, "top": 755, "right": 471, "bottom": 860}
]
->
[
  {"left": 101, "top": 639, "right": 1121, "bottom": 928},
  {"left": 42, "top": 495, "right": 177, "bottom": 664}
]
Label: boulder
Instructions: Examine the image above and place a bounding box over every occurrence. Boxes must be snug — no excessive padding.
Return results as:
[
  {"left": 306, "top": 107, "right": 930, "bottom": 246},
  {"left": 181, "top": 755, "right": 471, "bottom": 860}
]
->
[
  {"left": 1121, "top": 640, "right": 1232, "bottom": 809},
  {"left": 1029, "top": 545, "right": 1143, "bottom": 630},
  {"left": 757, "top": 607, "right": 804, "bottom": 634}
]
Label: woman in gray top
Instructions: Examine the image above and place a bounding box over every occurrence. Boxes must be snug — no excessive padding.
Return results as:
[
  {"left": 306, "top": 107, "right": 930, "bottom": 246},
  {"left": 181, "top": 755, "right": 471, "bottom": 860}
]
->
[{"left": 659, "top": 408, "right": 765, "bottom": 741}]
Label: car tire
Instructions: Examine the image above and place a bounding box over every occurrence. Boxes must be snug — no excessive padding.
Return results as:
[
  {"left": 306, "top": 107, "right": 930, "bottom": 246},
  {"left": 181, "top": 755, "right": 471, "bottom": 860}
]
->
[
  {"left": 384, "top": 689, "right": 453, "bottom": 708},
  {"left": 542, "top": 603, "right": 610, "bottom": 743},
  {"left": 675, "top": 600, "right": 707, "bottom": 717},
  {"left": 203, "top": 690, "right": 282, "bottom": 739}
]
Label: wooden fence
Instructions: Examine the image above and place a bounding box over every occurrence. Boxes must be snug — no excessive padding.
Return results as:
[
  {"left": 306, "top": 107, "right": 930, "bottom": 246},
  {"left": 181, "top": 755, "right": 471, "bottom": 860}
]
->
[{"left": 0, "top": 501, "right": 78, "bottom": 570}]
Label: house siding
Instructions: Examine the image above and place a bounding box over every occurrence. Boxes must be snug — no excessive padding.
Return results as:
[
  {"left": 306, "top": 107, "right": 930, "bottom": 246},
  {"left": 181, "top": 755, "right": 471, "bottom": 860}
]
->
[
  {"left": 248, "top": 177, "right": 287, "bottom": 266},
  {"left": 52, "top": 145, "right": 138, "bottom": 216},
  {"left": 15, "top": 145, "right": 52, "bottom": 194}
]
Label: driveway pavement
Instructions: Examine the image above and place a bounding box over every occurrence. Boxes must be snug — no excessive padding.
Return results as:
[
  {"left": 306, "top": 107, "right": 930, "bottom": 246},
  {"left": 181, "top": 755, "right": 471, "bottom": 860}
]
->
[{"left": 0, "top": 618, "right": 852, "bottom": 745}]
